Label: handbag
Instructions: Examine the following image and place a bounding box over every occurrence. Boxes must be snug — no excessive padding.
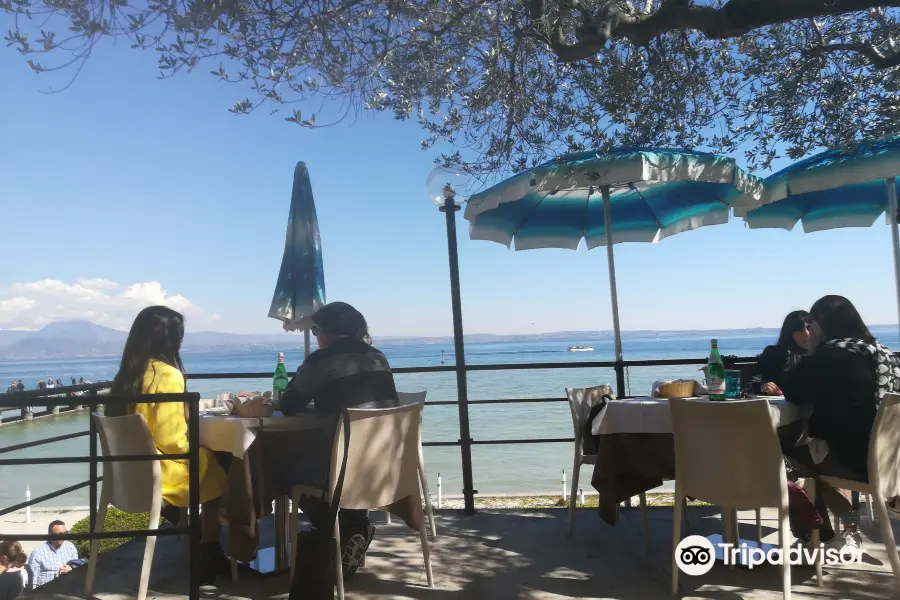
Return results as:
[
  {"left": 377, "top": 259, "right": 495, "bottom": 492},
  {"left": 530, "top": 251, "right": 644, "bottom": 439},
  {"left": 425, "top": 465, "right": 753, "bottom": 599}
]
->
[{"left": 288, "top": 408, "right": 351, "bottom": 600}]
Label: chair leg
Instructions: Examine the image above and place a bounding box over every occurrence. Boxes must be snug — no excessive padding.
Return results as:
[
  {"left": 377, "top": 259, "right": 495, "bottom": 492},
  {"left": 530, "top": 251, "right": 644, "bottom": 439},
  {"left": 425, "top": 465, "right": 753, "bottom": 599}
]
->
[
  {"left": 671, "top": 490, "right": 683, "bottom": 596},
  {"left": 779, "top": 505, "right": 791, "bottom": 600},
  {"left": 290, "top": 488, "right": 300, "bottom": 580},
  {"left": 640, "top": 492, "right": 652, "bottom": 553},
  {"left": 806, "top": 479, "right": 823, "bottom": 587},
  {"left": 418, "top": 463, "right": 436, "bottom": 537},
  {"left": 866, "top": 494, "right": 875, "bottom": 524},
  {"left": 334, "top": 517, "right": 344, "bottom": 600},
  {"left": 872, "top": 494, "right": 900, "bottom": 590},
  {"left": 567, "top": 453, "right": 581, "bottom": 538},
  {"left": 756, "top": 508, "right": 762, "bottom": 545},
  {"left": 137, "top": 500, "right": 161, "bottom": 600},
  {"left": 682, "top": 497, "right": 691, "bottom": 535},
  {"left": 417, "top": 502, "right": 434, "bottom": 588},
  {"left": 386, "top": 511, "right": 392, "bottom": 524},
  {"left": 84, "top": 488, "right": 110, "bottom": 598}
]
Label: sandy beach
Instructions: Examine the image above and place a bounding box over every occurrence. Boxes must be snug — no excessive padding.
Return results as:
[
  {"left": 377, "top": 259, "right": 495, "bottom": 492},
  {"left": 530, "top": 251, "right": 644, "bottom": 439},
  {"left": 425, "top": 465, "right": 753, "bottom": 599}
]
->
[{"left": 0, "top": 507, "right": 89, "bottom": 554}]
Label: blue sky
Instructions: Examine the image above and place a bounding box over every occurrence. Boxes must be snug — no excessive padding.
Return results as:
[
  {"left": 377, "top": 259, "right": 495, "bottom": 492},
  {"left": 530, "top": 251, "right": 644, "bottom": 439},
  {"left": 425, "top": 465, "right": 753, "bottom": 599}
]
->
[{"left": 1, "top": 42, "right": 898, "bottom": 337}]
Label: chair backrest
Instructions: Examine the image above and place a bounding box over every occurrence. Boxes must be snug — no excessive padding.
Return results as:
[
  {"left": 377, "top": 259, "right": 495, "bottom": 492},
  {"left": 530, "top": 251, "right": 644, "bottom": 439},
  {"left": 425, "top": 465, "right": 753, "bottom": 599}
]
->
[
  {"left": 397, "top": 391, "right": 427, "bottom": 406},
  {"left": 93, "top": 413, "right": 161, "bottom": 514},
  {"left": 669, "top": 398, "right": 787, "bottom": 509},
  {"left": 870, "top": 393, "right": 900, "bottom": 497},
  {"left": 565, "top": 385, "right": 612, "bottom": 436},
  {"left": 327, "top": 402, "right": 424, "bottom": 510}
]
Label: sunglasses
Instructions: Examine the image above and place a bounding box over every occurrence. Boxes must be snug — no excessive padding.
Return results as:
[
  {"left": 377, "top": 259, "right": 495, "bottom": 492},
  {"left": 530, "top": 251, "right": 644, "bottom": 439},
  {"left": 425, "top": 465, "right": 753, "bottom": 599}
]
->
[{"left": 310, "top": 325, "right": 321, "bottom": 336}]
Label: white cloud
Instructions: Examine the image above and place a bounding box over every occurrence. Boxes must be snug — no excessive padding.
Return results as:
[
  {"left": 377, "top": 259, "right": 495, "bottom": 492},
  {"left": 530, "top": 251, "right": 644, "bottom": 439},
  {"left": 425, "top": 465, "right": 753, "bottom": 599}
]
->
[
  {"left": 77, "top": 278, "right": 120, "bottom": 292},
  {"left": 0, "top": 279, "right": 215, "bottom": 330}
]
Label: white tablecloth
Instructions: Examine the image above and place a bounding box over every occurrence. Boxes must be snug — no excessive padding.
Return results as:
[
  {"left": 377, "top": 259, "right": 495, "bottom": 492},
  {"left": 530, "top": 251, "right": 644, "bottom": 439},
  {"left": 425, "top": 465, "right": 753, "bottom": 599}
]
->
[
  {"left": 199, "top": 416, "right": 260, "bottom": 458},
  {"left": 200, "top": 412, "right": 324, "bottom": 458},
  {"left": 590, "top": 396, "right": 806, "bottom": 435}
]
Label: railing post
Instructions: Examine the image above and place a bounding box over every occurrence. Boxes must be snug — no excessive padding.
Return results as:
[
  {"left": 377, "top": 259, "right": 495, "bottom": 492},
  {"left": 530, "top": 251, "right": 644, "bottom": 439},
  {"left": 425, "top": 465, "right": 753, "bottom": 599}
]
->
[
  {"left": 441, "top": 196, "right": 476, "bottom": 515},
  {"left": 614, "top": 360, "right": 625, "bottom": 399},
  {"left": 188, "top": 394, "right": 200, "bottom": 600},
  {"left": 88, "top": 388, "right": 98, "bottom": 534}
]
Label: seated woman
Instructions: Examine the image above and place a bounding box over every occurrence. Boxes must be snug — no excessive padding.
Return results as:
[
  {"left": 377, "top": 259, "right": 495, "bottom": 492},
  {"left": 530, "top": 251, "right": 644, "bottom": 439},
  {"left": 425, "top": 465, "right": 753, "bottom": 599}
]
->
[
  {"left": 277, "top": 302, "right": 399, "bottom": 578},
  {"left": 756, "top": 310, "right": 813, "bottom": 397},
  {"left": 106, "top": 306, "right": 229, "bottom": 584},
  {"left": 0, "top": 541, "right": 27, "bottom": 600},
  {"left": 786, "top": 295, "right": 900, "bottom": 553}
]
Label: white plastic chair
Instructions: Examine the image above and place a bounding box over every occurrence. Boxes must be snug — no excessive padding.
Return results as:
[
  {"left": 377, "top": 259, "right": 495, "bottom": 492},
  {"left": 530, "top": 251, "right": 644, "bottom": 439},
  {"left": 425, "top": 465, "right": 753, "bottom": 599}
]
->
[
  {"left": 670, "top": 398, "right": 816, "bottom": 599},
  {"left": 819, "top": 393, "right": 900, "bottom": 591},
  {"left": 565, "top": 387, "right": 651, "bottom": 548},
  {"left": 289, "top": 403, "right": 433, "bottom": 598},
  {"left": 84, "top": 413, "right": 163, "bottom": 600},
  {"left": 396, "top": 391, "right": 436, "bottom": 537}
]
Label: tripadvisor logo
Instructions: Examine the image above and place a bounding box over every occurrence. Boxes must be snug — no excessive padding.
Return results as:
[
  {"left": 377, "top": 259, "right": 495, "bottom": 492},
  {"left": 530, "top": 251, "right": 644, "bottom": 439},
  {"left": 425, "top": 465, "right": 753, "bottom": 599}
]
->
[
  {"left": 675, "top": 535, "right": 862, "bottom": 575},
  {"left": 675, "top": 536, "right": 716, "bottom": 576}
]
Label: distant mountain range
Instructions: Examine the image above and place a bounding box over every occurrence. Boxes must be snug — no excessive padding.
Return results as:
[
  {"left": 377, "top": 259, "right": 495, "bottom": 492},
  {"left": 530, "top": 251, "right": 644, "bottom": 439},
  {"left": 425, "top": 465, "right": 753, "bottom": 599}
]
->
[{"left": 0, "top": 319, "right": 786, "bottom": 359}]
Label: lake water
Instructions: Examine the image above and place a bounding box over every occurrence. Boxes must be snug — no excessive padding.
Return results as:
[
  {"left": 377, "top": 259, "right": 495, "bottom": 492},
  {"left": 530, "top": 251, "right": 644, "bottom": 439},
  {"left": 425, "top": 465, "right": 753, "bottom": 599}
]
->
[{"left": 2, "top": 326, "right": 897, "bottom": 509}]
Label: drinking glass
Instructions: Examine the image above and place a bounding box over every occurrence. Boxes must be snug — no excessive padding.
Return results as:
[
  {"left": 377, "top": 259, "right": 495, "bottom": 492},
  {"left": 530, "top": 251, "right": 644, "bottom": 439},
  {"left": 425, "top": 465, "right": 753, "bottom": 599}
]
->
[{"left": 724, "top": 370, "right": 741, "bottom": 399}]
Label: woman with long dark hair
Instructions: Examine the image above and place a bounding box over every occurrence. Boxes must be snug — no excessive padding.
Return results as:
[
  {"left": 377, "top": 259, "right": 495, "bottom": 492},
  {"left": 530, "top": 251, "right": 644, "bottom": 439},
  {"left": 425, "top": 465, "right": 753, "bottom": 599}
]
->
[
  {"left": 757, "top": 310, "right": 814, "bottom": 397},
  {"left": 109, "top": 306, "right": 229, "bottom": 583},
  {"left": 787, "top": 295, "right": 900, "bottom": 553}
]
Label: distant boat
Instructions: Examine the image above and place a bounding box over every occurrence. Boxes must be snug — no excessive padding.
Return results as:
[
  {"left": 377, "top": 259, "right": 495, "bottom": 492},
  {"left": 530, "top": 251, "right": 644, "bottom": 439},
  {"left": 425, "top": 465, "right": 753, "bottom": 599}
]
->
[{"left": 567, "top": 345, "right": 593, "bottom": 352}]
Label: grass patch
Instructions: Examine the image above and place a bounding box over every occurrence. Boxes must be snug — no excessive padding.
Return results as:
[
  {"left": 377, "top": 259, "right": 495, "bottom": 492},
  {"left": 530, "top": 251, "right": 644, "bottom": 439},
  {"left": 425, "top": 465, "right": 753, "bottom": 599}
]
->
[{"left": 70, "top": 507, "right": 150, "bottom": 558}]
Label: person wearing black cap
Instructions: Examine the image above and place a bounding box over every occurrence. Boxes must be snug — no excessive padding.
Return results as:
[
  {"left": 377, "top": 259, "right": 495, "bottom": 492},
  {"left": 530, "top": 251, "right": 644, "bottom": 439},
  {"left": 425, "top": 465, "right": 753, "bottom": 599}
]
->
[{"left": 279, "top": 301, "right": 399, "bottom": 577}]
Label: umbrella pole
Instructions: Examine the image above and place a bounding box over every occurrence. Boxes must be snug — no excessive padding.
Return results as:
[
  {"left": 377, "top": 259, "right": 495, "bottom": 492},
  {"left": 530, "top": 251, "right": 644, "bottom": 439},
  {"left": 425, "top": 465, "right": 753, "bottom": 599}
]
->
[
  {"left": 888, "top": 177, "right": 900, "bottom": 342},
  {"left": 601, "top": 185, "right": 626, "bottom": 397},
  {"left": 304, "top": 329, "right": 311, "bottom": 357}
]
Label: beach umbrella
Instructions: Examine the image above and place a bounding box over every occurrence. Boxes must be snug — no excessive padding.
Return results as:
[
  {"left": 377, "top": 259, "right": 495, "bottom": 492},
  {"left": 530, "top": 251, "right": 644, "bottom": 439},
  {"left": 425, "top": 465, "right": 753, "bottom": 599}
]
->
[
  {"left": 464, "top": 148, "right": 763, "bottom": 393},
  {"left": 268, "top": 161, "right": 326, "bottom": 355},
  {"left": 737, "top": 136, "right": 900, "bottom": 334}
]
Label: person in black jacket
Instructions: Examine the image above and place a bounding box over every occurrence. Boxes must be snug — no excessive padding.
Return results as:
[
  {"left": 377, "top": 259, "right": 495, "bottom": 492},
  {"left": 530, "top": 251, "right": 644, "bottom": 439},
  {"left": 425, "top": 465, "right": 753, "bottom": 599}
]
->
[
  {"left": 757, "top": 310, "right": 813, "bottom": 397},
  {"left": 277, "top": 302, "right": 399, "bottom": 578},
  {"left": 280, "top": 302, "right": 398, "bottom": 416},
  {"left": 786, "top": 295, "right": 900, "bottom": 553}
]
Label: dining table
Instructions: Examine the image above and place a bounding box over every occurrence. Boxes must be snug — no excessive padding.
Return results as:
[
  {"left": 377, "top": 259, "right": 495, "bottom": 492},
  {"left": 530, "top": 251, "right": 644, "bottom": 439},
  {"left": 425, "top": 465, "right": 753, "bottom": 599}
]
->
[
  {"left": 588, "top": 395, "right": 812, "bottom": 560},
  {"left": 198, "top": 407, "right": 424, "bottom": 574}
]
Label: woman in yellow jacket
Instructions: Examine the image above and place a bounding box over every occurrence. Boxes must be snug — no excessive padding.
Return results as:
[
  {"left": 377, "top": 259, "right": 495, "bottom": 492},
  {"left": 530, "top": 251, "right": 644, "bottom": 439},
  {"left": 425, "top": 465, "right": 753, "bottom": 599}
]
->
[{"left": 108, "top": 306, "right": 229, "bottom": 583}]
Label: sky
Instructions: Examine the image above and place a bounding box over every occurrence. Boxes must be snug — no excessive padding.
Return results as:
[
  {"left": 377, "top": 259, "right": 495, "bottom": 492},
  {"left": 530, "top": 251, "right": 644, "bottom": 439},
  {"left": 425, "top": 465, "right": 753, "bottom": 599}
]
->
[{"left": 1, "top": 38, "right": 899, "bottom": 337}]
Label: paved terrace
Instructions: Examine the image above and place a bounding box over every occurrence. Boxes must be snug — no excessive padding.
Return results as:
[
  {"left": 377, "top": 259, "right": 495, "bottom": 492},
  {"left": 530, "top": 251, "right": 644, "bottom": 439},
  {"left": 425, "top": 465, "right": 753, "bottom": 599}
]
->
[{"left": 28, "top": 506, "right": 899, "bottom": 600}]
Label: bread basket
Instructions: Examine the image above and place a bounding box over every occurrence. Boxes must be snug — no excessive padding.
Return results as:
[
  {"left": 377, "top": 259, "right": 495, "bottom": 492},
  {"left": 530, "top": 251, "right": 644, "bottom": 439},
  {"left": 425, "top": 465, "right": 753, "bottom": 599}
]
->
[
  {"left": 234, "top": 396, "right": 274, "bottom": 418},
  {"left": 654, "top": 380, "right": 697, "bottom": 399}
]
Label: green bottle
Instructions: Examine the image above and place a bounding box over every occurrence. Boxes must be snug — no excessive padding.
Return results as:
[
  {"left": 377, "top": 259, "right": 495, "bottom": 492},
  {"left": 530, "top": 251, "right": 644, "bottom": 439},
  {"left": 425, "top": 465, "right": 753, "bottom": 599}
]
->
[
  {"left": 273, "top": 352, "right": 289, "bottom": 405},
  {"left": 707, "top": 339, "right": 726, "bottom": 401}
]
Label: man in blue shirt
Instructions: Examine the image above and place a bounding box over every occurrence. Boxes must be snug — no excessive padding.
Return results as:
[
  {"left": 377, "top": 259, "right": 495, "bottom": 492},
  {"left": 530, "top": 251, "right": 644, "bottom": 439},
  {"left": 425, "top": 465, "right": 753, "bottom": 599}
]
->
[{"left": 27, "top": 520, "right": 78, "bottom": 588}]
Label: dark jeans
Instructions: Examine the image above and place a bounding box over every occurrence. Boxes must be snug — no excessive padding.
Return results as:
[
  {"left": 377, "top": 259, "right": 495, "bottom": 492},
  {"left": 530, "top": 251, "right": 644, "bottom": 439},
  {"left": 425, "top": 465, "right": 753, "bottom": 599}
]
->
[{"left": 785, "top": 445, "right": 866, "bottom": 537}]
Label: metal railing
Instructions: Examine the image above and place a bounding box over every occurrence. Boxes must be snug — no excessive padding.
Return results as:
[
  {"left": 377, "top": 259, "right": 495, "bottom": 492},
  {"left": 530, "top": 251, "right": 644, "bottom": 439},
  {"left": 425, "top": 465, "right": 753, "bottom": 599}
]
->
[
  {"left": 189, "top": 355, "right": 761, "bottom": 501},
  {"left": 0, "top": 387, "right": 201, "bottom": 600}
]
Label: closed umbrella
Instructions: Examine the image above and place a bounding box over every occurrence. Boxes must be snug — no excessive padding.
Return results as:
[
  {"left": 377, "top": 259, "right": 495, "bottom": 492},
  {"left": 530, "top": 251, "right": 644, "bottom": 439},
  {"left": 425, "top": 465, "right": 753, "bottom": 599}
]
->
[
  {"left": 737, "top": 136, "right": 900, "bottom": 335},
  {"left": 464, "top": 148, "right": 763, "bottom": 393},
  {"left": 268, "top": 161, "right": 326, "bottom": 355}
]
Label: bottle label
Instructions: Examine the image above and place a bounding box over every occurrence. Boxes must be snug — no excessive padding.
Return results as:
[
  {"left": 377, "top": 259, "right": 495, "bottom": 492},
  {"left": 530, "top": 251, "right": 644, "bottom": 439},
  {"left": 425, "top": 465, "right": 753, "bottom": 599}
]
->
[{"left": 707, "top": 375, "right": 725, "bottom": 395}]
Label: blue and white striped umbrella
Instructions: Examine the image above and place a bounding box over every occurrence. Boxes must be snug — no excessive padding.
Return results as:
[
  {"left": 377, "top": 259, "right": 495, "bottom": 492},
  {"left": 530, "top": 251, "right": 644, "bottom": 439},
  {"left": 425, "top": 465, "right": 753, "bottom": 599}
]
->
[
  {"left": 268, "top": 162, "right": 326, "bottom": 354},
  {"left": 739, "top": 136, "right": 900, "bottom": 331},
  {"left": 464, "top": 147, "right": 763, "bottom": 365}
]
